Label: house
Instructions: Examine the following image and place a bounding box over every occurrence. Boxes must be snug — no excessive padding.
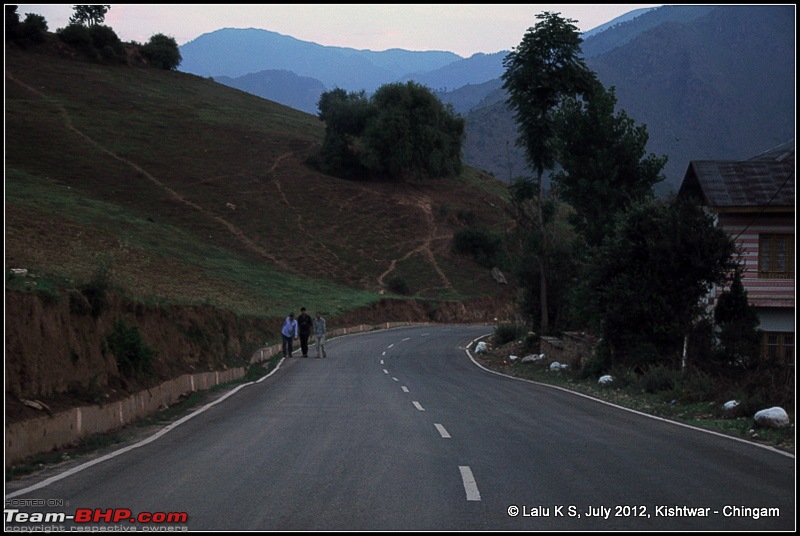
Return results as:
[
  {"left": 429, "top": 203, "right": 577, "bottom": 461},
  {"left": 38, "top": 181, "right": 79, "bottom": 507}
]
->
[{"left": 677, "top": 140, "right": 795, "bottom": 366}]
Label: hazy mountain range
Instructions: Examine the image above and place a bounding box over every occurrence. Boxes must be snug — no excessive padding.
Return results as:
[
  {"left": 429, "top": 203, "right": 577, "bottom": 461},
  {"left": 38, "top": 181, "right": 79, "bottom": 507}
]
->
[{"left": 179, "top": 5, "right": 795, "bottom": 192}]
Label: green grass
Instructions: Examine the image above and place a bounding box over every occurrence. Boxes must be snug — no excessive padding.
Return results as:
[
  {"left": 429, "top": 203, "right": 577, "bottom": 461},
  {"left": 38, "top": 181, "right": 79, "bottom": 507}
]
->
[
  {"left": 6, "top": 168, "right": 380, "bottom": 317},
  {"left": 5, "top": 42, "right": 512, "bottom": 318},
  {"left": 477, "top": 350, "right": 794, "bottom": 453}
]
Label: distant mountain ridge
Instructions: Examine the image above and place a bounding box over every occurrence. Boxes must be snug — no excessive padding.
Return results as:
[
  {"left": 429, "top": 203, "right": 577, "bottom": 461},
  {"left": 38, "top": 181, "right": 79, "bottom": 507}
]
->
[
  {"left": 581, "top": 7, "right": 658, "bottom": 40},
  {"left": 400, "top": 52, "right": 507, "bottom": 92},
  {"left": 179, "top": 27, "right": 460, "bottom": 92},
  {"left": 215, "top": 70, "right": 326, "bottom": 115},
  {"left": 178, "top": 6, "right": 795, "bottom": 192}
]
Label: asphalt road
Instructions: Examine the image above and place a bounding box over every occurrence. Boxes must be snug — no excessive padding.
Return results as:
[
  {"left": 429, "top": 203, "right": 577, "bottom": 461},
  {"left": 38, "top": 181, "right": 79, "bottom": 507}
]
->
[{"left": 4, "top": 325, "right": 795, "bottom": 531}]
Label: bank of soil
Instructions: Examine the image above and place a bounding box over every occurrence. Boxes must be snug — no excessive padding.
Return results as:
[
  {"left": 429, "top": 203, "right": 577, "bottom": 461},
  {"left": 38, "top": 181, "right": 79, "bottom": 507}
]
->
[{"left": 5, "top": 289, "right": 514, "bottom": 425}]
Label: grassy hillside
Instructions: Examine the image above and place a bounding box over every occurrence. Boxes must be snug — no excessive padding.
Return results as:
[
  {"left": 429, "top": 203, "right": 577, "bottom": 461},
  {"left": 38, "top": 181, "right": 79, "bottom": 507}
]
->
[{"left": 5, "top": 39, "right": 513, "bottom": 320}]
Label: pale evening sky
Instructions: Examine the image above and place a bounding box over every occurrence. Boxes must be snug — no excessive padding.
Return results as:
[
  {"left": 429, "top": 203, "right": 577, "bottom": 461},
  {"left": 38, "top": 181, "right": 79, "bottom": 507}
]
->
[{"left": 15, "top": 4, "right": 662, "bottom": 57}]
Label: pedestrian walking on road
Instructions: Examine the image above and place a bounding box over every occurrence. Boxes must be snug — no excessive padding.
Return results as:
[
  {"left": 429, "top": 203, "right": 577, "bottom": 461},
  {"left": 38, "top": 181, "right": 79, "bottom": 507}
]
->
[
  {"left": 314, "top": 311, "right": 328, "bottom": 358},
  {"left": 297, "top": 307, "right": 314, "bottom": 358},
  {"left": 281, "top": 312, "right": 298, "bottom": 358}
]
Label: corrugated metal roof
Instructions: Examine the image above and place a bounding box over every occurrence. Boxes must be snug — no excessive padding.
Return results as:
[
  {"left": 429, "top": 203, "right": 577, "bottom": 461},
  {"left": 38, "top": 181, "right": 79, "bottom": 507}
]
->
[
  {"left": 678, "top": 142, "right": 795, "bottom": 208},
  {"left": 748, "top": 139, "right": 795, "bottom": 162}
]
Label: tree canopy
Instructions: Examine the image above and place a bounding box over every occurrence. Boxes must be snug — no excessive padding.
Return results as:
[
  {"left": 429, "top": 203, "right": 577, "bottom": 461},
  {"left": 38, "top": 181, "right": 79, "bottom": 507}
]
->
[
  {"left": 69, "top": 5, "right": 110, "bottom": 26},
  {"left": 142, "top": 33, "right": 182, "bottom": 70},
  {"left": 578, "top": 197, "right": 739, "bottom": 369},
  {"left": 500, "top": 11, "right": 598, "bottom": 335},
  {"left": 316, "top": 82, "right": 464, "bottom": 181},
  {"left": 553, "top": 85, "right": 667, "bottom": 248},
  {"left": 502, "top": 11, "right": 599, "bottom": 178}
]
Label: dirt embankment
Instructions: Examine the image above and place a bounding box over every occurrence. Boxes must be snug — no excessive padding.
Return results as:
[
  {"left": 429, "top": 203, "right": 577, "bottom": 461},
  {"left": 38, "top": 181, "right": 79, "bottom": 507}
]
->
[{"left": 5, "top": 290, "right": 514, "bottom": 425}]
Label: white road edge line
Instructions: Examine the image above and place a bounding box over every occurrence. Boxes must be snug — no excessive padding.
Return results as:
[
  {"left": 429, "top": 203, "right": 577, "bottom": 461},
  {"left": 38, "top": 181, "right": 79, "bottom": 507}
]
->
[
  {"left": 465, "top": 335, "right": 795, "bottom": 460},
  {"left": 459, "top": 466, "right": 481, "bottom": 501},
  {"left": 412, "top": 401, "right": 425, "bottom": 411},
  {"left": 434, "top": 423, "right": 451, "bottom": 438}
]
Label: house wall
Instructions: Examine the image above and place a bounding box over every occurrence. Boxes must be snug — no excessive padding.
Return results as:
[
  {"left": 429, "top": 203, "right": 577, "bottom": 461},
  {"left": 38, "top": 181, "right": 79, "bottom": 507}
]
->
[{"left": 715, "top": 212, "right": 794, "bottom": 309}]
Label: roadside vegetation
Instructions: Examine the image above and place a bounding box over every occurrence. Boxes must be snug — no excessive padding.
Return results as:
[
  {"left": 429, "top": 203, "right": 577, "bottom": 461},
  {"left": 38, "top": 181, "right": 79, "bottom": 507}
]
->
[{"left": 477, "top": 326, "right": 794, "bottom": 453}]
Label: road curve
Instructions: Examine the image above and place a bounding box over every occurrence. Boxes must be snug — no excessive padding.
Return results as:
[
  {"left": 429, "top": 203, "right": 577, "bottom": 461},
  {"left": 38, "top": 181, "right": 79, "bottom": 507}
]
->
[{"left": 4, "top": 326, "right": 795, "bottom": 531}]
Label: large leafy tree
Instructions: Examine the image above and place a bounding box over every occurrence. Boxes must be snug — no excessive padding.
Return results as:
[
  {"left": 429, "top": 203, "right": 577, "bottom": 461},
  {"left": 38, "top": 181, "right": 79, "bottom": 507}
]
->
[
  {"left": 553, "top": 85, "right": 667, "bottom": 248},
  {"left": 501, "top": 11, "right": 598, "bottom": 334},
  {"left": 580, "top": 197, "right": 739, "bottom": 369},
  {"left": 142, "top": 33, "right": 182, "bottom": 70},
  {"left": 362, "top": 81, "right": 464, "bottom": 180},
  {"left": 317, "top": 88, "right": 373, "bottom": 178},
  {"left": 317, "top": 82, "right": 464, "bottom": 181},
  {"left": 69, "top": 5, "right": 110, "bottom": 26}
]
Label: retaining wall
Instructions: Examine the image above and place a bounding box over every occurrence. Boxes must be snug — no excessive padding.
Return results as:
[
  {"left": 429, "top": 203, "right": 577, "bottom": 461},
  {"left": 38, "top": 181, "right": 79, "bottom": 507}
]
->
[{"left": 5, "top": 322, "right": 426, "bottom": 467}]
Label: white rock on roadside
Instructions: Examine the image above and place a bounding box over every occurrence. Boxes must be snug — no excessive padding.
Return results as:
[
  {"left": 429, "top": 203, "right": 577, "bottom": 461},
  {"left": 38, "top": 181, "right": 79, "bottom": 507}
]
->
[
  {"left": 521, "top": 354, "right": 545, "bottom": 363},
  {"left": 754, "top": 407, "right": 790, "bottom": 429},
  {"left": 722, "top": 400, "right": 739, "bottom": 411}
]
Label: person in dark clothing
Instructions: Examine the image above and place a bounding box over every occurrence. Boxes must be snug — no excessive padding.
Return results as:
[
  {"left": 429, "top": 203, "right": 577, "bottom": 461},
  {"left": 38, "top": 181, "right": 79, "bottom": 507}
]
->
[{"left": 296, "top": 307, "right": 314, "bottom": 358}]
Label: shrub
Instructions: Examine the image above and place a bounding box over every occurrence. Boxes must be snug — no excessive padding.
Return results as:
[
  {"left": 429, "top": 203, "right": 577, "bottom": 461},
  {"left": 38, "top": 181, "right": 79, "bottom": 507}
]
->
[
  {"left": 732, "top": 364, "right": 794, "bottom": 416},
  {"left": 453, "top": 227, "right": 501, "bottom": 268},
  {"left": 89, "top": 24, "right": 125, "bottom": 62},
  {"left": 457, "top": 209, "right": 477, "bottom": 226},
  {"left": 640, "top": 364, "right": 678, "bottom": 394},
  {"left": 22, "top": 13, "right": 47, "bottom": 35},
  {"left": 580, "top": 339, "right": 612, "bottom": 379},
  {"left": 522, "top": 331, "right": 539, "bottom": 353},
  {"left": 674, "top": 367, "right": 716, "bottom": 403},
  {"left": 68, "top": 289, "right": 93, "bottom": 315},
  {"left": 57, "top": 23, "right": 94, "bottom": 54},
  {"left": 386, "top": 275, "right": 410, "bottom": 295},
  {"left": 5, "top": 5, "right": 20, "bottom": 36},
  {"left": 605, "top": 364, "right": 638, "bottom": 388},
  {"left": 81, "top": 263, "right": 112, "bottom": 317},
  {"left": 67, "top": 376, "right": 105, "bottom": 405},
  {"left": 107, "top": 320, "right": 155, "bottom": 378},
  {"left": 494, "top": 323, "right": 525, "bottom": 346}
]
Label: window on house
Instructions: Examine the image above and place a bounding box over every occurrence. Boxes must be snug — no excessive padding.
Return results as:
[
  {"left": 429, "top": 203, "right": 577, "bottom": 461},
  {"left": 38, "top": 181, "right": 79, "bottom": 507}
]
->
[
  {"left": 762, "top": 331, "right": 794, "bottom": 366},
  {"left": 758, "top": 234, "right": 794, "bottom": 279}
]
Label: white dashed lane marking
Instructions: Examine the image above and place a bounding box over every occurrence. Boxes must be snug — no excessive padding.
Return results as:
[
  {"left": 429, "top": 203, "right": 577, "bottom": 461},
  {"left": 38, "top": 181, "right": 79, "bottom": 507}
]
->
[
  {"left": 459, "top": 466, "right": 481, "bottom": 501},
  {"left": 434, "top": 423, "right": 451, "bottom": 438}
]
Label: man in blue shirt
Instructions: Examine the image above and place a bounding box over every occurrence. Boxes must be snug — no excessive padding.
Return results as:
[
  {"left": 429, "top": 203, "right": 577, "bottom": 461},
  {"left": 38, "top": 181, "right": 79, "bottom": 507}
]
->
[{"left": 281, "top": 312, "right": 298, "bottom": 358}]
